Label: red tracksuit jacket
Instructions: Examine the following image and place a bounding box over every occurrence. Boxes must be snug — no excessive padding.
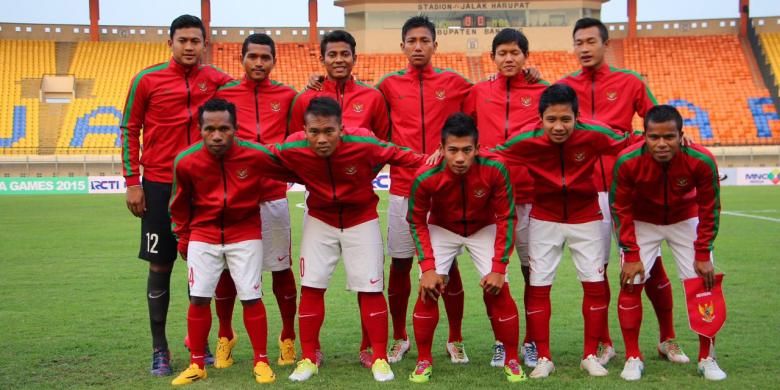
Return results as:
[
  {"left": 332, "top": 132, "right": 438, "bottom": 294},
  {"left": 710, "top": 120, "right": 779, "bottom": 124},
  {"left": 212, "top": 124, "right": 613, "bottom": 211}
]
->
[
  {"left": 169, "top": 140, "right": 297, "bottom": 253},
  {"left": 494, "top": 120, "right": 635, "bottom": 223},
  {"left": 610, "top": 142, "right": 721, "bottom": 262},
  {"left": 558, "top": 63, "right": 657, "bottom": 192},
  {"left": 273, "top": 127, "right": 425, "bottom": 229},
  {"left": 377, "top": 63, "right": 472, "bottom": 197},
  {"left": 408, "top": 152, "right": 516, "bottom": 274},
  {"left": 463, "top": 73, "right": 549, "bottom": 204},
  {"left": 215, "top": 76, "right": 297, "bottom": 202},
  {"left": 288, "top": 77, "right": 389, "bottom": 140},
  {"left": 121, "top": 58, "right": 233, "bottom": 186}
]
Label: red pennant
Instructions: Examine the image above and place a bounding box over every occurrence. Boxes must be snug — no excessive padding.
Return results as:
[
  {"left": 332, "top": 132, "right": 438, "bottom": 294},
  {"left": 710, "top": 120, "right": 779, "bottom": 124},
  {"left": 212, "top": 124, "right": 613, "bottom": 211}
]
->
[{"left": 683, "top": 273, "right": 726, "bottom": 338}]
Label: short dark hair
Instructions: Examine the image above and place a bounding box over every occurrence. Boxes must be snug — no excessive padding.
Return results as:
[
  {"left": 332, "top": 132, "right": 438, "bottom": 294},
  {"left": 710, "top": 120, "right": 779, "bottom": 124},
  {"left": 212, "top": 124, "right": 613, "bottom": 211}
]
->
[
  {"left": 644, "top": 105, "right": 683, "bottom": 133},
  {"left": 441, "top": 113, "right": 478, "bottom": 145},
  {"left": 402, "top": 15, "right": 436, "bottom": 42},
  {"left": 320, "top": 30, "right": 357, "bottom": 57},
  {"left": 305, "top": 97, "right": 342, "bottom": 124},
  {"left": 199, "top": 98, "right": 237, "bottom": 129},
  {"left": 539, "top": 84, "right": 579, "bottom": 117},
  {"left": 573, "top": 17, "right": 608, "bottom": 43},
  {"left": 491, "top": 28, "right": 529, "bottom": 56},
  {"left": 242, "top": 33, "right": 276, "bottom": 59},
  {"left": 170, "top": 14, "right": 206, "bottom": 40}
]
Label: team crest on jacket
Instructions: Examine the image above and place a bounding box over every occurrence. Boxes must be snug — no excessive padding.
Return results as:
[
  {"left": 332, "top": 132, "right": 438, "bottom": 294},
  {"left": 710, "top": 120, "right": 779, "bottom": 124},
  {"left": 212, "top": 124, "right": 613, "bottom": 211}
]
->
[
  {"left": 198, "top": 82, "right": 208, "bottom": 93},
  {"left": 521, "top": 96, "right": 532, "bottom": 107},
  {"left": 606, "top": 91, "right": 618, "bottom": 101},
  {"left": 573, "top": 152, "right": 586, "bottom": 162},
  {"left": 353, "top": 102, "right": 364, "bottom": 113},
  {"left": 435, "top": 89, "right": 446, "bottom": 100},
  {"left": 237, "top": 168, "right": 248, "bottom": 179},
  {"left": 270, "top": 101, "right": 281, "bottom": 112},
  {"left": 698, "top": 301, "right": 715, "bottom": 323},
  {"left": 676, "top": 177, "right": 689, "bottom": 187},
  {"left": 344, "top": 165, "right": 358, "bottom": 175},
  {"left": 473, "top": 187, "right": 487, "bottom": 198}
]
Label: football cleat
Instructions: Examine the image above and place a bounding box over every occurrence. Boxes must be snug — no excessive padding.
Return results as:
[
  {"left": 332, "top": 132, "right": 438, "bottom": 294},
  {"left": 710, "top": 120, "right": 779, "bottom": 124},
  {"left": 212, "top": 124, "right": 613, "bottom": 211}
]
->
[
  {"left": 698, "top": 357, "right": 727, "bottom": 381},
  {"left": 580, "top": 354, "right": 609, "bottom": 377},
  {"left": 491, "top": 341, "right": 506, "bottom": 367},
  {"left": 504, "top": 359, "right": 528, "bottom": 383},
  {"left": 408, "top": 360, "right": 432, "bottom": 383},
  {"left": 150, "top": 348, "right": 172, "bottom": 377},
  {"left": 254, "top": 361, "right": 276, "bottom": 384},
  {"left": 371, "top": 358, "right": 395, "bottom": 382},
  {"left": 446, "top": 341, "right": 469, "bottom": 364},
  {"left": 620, "top": 357, "right": 644, "bottom": 381},
  {"left": 278, "top": 338, "right": 296, "bottom": 366},
  {"left": 658, "top": 339, "right": 690, "bottom": 363},
  {"left": 288, "top": 358, "right": 318, "bottom": 382},
  {"left": 521, "top": 342, "right": 538, "bottom": 368},
  {"left": 214, "top": 334, "right": 238, "bottom": 369},
  {"left": 359, "top": 348, "right": 373, "bottom": 368},
  {"left": 596, "top": 343, "right": 616, "bottom": 366},
  {"left": 388, "top": 339, "right": 410, "bottom": 363},
  {"left": 171, "top": 363, "right": 206, "bottom": 386},
  {"left": 529, "top": 357, "right": 555, "bottom": 378}
]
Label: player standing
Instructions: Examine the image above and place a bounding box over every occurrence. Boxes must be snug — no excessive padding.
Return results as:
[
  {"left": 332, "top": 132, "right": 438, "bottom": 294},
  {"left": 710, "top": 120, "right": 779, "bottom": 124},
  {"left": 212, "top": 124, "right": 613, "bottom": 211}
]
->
[
  {"left": 407, "top": 113, "right": 525, "bottom": 383},
  {"left": 377, "top": 15, "right": 472, "bottom": 363},
  {"left": 120, "top": 14, "right": 232, "bottom": 376},
  {"left": 213, "top": 33, "right": 299, "bottom": 368},
  {"left": 610, "top": 105, "right": 726, "bottom": 381},
  {"left": 558, "top": 17, "right": 686, "bottom": 366},
  {"left": 493, "top": 84, "right": 635, "bottom": 378},
  {"left": 462, "top": 28, "right": 548, "bottom": 368}
]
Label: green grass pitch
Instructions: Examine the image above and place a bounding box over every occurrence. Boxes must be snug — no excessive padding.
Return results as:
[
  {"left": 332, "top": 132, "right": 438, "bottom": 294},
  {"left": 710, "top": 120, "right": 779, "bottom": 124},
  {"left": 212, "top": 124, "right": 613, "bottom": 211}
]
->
[{"left": 1, "top": 187, "right": 779, "bottom": 389}]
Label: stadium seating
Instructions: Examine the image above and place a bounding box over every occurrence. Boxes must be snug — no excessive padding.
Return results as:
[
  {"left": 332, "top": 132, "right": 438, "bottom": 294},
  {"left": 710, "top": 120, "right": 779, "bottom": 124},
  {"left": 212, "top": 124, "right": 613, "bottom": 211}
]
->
[
  {"left": 55, "top": 41, "right": 168, "bottom": 154},
  {"left": 624, "top": 36, "right": 779, "bottom": 145},
  {"left": 759, "top": 32, "right": 780, "bottom": 88},
  {"left": 0, "top": 40, "right": 54, "bottom": 155}
]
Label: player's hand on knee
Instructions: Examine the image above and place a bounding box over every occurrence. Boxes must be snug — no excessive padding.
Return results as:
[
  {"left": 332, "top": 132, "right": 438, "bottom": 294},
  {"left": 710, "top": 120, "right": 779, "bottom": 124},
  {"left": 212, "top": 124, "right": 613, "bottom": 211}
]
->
[
  {"left": 694, "top": 260, "right": 715, "bottom": 291},
  {"left": 480, "top": 272, "right": 504, "bottom": 295},
  {"left": 419, "top": 270, "right": 444, "bottom": 303},
  {"left": 126, "top": 185, "right": 145, "bottom": 218},
  {"left": 620, "top": 261, "right": 645, "bottom": 292}
]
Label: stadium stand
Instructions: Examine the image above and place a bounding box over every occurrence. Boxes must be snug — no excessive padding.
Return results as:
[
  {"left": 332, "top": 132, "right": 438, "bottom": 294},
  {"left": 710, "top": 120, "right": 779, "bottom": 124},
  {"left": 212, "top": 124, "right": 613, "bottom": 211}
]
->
[
  {"left": 759, "top": 32, "right": 780, "bottom": 87},
  {"left": 624, "top": 35, "right": 780, "bottom": 145},
  {"left": 55, "top": 41, "right": 168, "bottom": 154},
  {"left": 0, "top": 40, "right": 55, "bottom": 155}
]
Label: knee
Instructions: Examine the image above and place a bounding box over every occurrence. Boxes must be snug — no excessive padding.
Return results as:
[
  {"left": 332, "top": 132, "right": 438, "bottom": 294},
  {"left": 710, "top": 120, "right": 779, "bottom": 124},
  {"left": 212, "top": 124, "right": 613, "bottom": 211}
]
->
[
  {"left": 241, "top": 298, "right": 261, "bottom": 306},
  {"left": 150, "top": 262, "right": 174, "bottom": 273},
  {"left": 190, "top": 296, "right": 211, "bottom": 306}
]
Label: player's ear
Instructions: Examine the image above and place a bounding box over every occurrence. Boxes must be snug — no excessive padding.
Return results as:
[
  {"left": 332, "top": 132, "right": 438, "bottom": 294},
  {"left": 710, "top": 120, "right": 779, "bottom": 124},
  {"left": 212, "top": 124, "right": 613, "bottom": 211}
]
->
[
  {"left": 319, "top": 55, "right": 325, "bottom": 64},
  {"left": 475, "top": 143, "right": 481, "bottom": 155}
]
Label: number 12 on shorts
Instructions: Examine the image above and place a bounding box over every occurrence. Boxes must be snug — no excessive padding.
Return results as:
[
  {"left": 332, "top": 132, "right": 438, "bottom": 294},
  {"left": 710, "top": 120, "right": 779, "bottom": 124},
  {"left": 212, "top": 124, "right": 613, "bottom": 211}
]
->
[{"left": 145, "top": 232, "right": 159, "bottom": 254}]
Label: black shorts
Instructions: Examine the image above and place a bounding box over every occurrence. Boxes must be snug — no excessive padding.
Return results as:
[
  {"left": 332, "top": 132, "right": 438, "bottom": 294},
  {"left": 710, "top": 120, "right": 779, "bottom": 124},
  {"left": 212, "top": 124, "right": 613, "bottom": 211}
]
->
[{"left": 138, "top": 179, "right": 178, "bottom": 263}]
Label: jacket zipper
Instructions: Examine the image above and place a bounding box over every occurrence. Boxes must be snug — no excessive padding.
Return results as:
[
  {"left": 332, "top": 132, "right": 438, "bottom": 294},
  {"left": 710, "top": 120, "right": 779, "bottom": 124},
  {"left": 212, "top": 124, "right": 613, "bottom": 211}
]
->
[
  {"left": 219, "top": 159, "right": 227, "bottom": 245},
  {"left": 419, "top": 73, "right": 426, "bottom": 152},
  {"left": 326, "top": 157, "right": 342, "bottom": 231},
  {"left": 559, "top": 144, "right": 568, "bottom": 222},
  {"left": 254, "top": 83, "right": 262, "bottom": 142},
  {"left": 460, "top": 178, "right": 468, "bottom": 236},
  {"left": 663, "top": 164, "right": 669, "bottom": 224},
  {"left": 184, "top": 73, "right": 193, "bottom": 144},
  {"left": 504, "top": 77, "right": 511, "bottom": 140}
]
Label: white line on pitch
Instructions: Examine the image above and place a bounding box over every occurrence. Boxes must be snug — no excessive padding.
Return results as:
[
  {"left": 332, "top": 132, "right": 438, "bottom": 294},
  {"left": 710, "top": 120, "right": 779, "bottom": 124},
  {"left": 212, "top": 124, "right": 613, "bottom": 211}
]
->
[
  {"left": 722, "top": 211, "right": 780, "bottom": 223},
  {"left": 727, "top": 209, "right": 777, "bottom": 213}
]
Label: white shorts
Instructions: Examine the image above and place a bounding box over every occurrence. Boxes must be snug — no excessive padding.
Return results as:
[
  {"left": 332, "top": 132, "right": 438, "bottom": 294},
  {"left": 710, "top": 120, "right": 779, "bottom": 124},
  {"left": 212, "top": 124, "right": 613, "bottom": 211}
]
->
[
  {"left": 188, "top": 240, "right": 263, "bottom": 301},
  {"left": 597, "top": 192, "right": 612, "bottom": 265},
  {"left": 387, "top": 194, "right": 416, "bottom": 258},
  {"left": 260, "top": 198, "right": 292, "bottom": 272},
  {"left": 624, "top": 217, "right": 711, "bottom": 284},
  {"left": 299, "top": 215, "right": 385, "bottom": 292},
  {"left": 430, "top": 224, "right": 508, "bottom": 282},
  {"left": 515, "top": 203, "right": 532, "bottom": 267},
  {"left": 528, "top": 218, "right": 605, "bottom": 286}
]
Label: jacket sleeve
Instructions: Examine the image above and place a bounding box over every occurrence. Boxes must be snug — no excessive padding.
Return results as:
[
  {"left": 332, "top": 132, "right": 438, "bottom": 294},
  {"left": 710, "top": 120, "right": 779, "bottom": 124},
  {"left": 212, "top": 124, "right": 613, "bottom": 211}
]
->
[
  {"left": 169, "top": 157, "right": 193, "bottom": 255},
  {"left": 371, "top": 93, "right": 391, "bottom": 141},
  {"left": 287, "top": 91, "right": 308, "bottom": 136},
  {"left": 120, "top": 73, "right": 148, "bottom": 187},
  {"left": 594, "top": 128, "right": 632, "bottom": 156},
  {"left": 489, "top": 162, "right": 516, "bottom": 274},
  {"left": 376, "top": 140, "right": 426, "bottom": 168},
  {"left": 491, "top": 137, "right": 529, "bottom": 170},
  {"left": 454, "top": 74, "right": 473, "bottom": 110},
  {"left": 408, "top": 176, "right": 436, "bottom": 272},
  {"left": 634, "top": 77, "right": 658, "bottom": 118},
  {"left": 609, "top": 158, "right": 640, "bottom": 262},
  {"left": 692, "top": 152, "right": 721, "bottom": 261},
  {"left": 255, "top": 144, "right": 302, "bottom": 184},
  {"left": 462, "top": 89, "right": 478, "bottom": 120}
]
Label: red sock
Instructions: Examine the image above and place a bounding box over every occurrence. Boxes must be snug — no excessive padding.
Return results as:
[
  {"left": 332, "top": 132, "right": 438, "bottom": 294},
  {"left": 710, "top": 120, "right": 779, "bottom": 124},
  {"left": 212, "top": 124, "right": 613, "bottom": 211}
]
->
[
  {"left": 243, "top": 299, "right": 269, "bottom": 364},
  {"left": 522, "top": 266, "right": 531, "bottom": 344},
  {"left": 442, "top": 263, "right": 464, "bottom": 342},
  {"left": 525, "top": 285, "right": 551, "bottom": 359},
  {"left": 698, "top": 335, "right": 715, "bottom": 361},
  {"left": 582, "top": 281, "right": 608, "bottom": 358},
  {"left": 645, "top": 258, "right": 676, "bottom": 342},
  {"left": 484, "top": 285, "right": 520, "bottom": 362},
  {"left": 214, "top": 270, "right": 236, "bottom": 340},
  {"left": 600, "top": 271, "right": 613, "bottom": 346},
  {"left": 298, "top": 286, "right": 325, "bottom": 362},
  {"left": 617, "top": 284, "right": 644, "bottom": 359},
  {"left": 359, "top": 294, "right": 370, "bottom": 351},
  {"left": 187, "top": 303, "right": 212, "bottom": 368},
  {"left": 272, "top": 269, "right": 297, "bottom": 341},
  {"left": 412, "top": 294, "right": 439, "bottom": 363},
  {"left": 358, "top": 292, "right": 389, "bottom": 362},
  {"left": 388, "top": 258, "right": 413, "bottom": 340}
]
